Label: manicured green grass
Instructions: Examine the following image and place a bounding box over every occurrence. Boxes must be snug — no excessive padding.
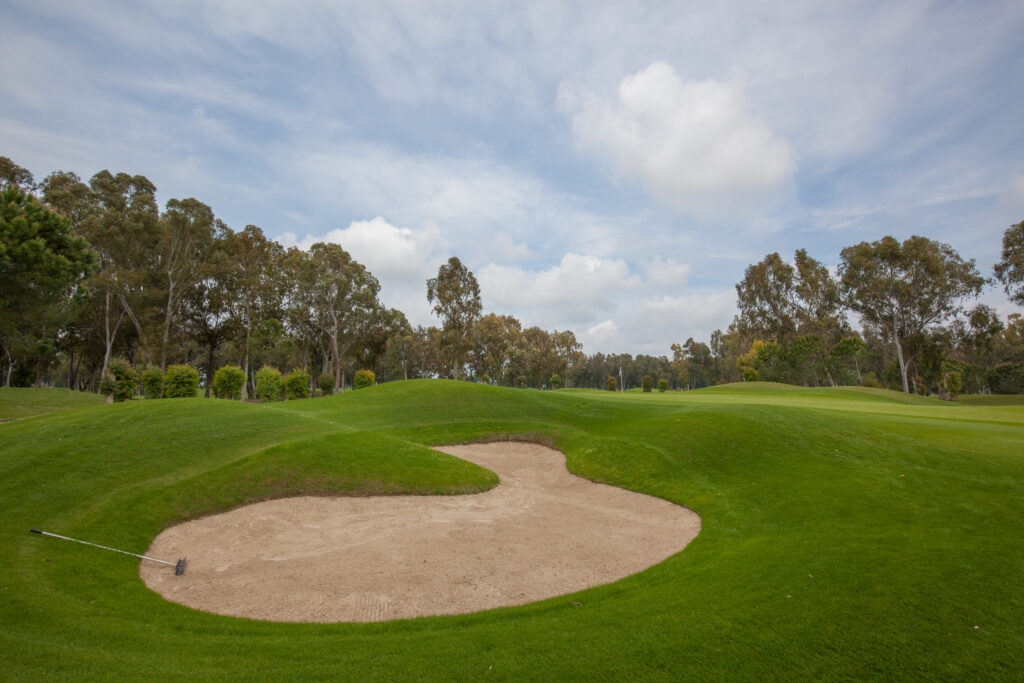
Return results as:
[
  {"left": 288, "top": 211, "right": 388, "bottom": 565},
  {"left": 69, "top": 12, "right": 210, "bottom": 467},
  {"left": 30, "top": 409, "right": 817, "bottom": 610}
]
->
[
  {"left": 1, "top": 381, "right": 1022, "bottom": 680},
  {"left": 0, "top": 387, "right": 104, "bottom": 420}
]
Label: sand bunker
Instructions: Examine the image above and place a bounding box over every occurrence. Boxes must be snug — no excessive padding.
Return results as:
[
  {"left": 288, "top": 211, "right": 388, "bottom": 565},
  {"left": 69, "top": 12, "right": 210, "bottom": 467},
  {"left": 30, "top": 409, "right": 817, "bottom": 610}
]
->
[{"left": 141, "top": 442, "right": 700, "bottom": 622}]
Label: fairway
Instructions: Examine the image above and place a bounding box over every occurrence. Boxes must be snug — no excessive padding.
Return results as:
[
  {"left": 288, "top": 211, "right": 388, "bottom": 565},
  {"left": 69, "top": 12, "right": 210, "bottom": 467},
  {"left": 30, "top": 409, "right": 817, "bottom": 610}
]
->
[{"left": 2, "top": 381, "right": 1022, "bottom": 680}]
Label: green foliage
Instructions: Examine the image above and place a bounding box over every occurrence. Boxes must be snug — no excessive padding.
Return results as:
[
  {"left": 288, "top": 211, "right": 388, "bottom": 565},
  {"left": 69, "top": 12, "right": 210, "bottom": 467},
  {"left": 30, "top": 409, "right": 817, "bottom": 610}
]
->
[
  {"left": 860, "top": 373, "right": 883, "bottom": 389},
  {"left": 284, "top": 368, "right": 311, "bottom": 399},
  {"left": 606, "top": 376, "right": 617, "bottom": 391},
  {"left": 940, "top": 370, "right": 963, "bottom": 400},
  {"left": 164, "top": 364, "right": 199, "bottom": 398},
  {"left": 549, "top": 374, "right": 562, "bottom": 390},
  {"left": 212, "top": 365, "right": 245, "bottom": 400},
  {"left": 658, "top": 378, "right": 669, "bottom": 392},
  {"left": 255, "top": 366, "right": 283, "bottom": 402},
  {"left": 97, "top": 375, "right": 117, "bottom": 398},
  {"left": 994, "top": 220, "right": 1024, "bottom": 305},
  {"left": 516, "top": 375, "right": 527, "bottom": 389},
  {"left": 353, "top": 369, "right": 375, "bottom": 390},
  {"left": 641, "top": 374, "right": 653, "bottom": 392},
  {"left": 140, "top": 366, "right": 164, "bottom": 399},
  {"left": 106, "top": 359, "right": 138, "bottom": 402},
  {"left": 426, "top": 256, "right": 482, "bottom": 381},
  {"left": 988, "top": 363, "right": 1024, "bottom": 394},
  {"left": 481, "top": 374, "right": 491, "bottom": 385},
  {"left": 317, "top": 373, "right": 333, "bottom": 396}
]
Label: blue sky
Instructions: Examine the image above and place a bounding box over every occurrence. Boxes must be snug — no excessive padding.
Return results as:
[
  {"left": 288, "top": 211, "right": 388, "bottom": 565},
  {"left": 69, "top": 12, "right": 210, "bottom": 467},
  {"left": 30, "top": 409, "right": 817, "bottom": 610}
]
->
[{"left": 2, "top": 0, "right": 1023, "bottom": 354}]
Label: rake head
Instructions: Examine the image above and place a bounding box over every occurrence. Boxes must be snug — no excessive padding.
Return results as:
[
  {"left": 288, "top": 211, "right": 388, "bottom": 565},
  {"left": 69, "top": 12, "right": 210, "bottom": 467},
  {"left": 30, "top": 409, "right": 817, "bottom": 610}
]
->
[{"left": 175, "top": 558, "right": 187, "bottom": 576}]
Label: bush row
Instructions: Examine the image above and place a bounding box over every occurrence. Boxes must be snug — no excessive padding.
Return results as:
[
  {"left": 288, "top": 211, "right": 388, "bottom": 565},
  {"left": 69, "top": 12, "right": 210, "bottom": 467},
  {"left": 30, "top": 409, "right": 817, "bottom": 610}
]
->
[{"left": 100, "top": 360, "right": 378, "bottom": 401}]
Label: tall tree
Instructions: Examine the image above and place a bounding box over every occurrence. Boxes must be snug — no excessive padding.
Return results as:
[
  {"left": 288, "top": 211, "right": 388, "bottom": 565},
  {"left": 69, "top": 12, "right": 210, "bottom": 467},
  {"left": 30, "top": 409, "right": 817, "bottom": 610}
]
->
[
  {"left": 156, "top": 198, "right": 216, "bottom": 369},
  {"left": 994, "top": 220, "right": 1024, "bottom": 305},
  {"left": 0, "top": 156, "right": 35, "bottom": 192},
  {"left": 287, "top": 243, "right": 381, "bottom": 392},
  {"left": 735, "top": 252, "right": 797, "bottom": 342},
  {"left": 182, "top": 224, "right": 236, "bottom": 396},
  {"left": 0, "top": 186, "right": 96, "bottom": 385},
  {"left": 226, "top": 225, "right": 284, "bottom": 399},
  {"left": 839, "top": 235, "right": 984, "bottom": 393},
  {"left": 78, "top": 171, "right": 160, "bottom": 375},
  {"left": 426, "top": 256, "right": 482, "bottom": 381}
]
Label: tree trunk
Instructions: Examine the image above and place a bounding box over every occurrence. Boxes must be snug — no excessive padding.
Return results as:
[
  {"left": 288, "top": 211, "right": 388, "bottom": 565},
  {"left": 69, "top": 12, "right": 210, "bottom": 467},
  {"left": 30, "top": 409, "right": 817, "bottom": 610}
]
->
[
  {"left": 241, "top": 326, "right": 250, "bottom": 401},
  {"left": 204, "top": 341, "right": 215, "bottom": 398},
  {"left": 894, "top": 331, "right": 909, "bottom": 393},
  {"left": 161, "top": 279, "right": 174, "bottom": 371}
]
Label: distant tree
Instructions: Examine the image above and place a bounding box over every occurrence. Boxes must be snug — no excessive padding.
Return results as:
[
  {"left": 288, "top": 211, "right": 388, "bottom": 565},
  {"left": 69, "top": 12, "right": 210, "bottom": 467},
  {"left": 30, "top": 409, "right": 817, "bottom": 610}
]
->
[
  {"left": 735, "top": 252, "right": 798, "bottom": 342},
  {"left": 0, "top": 186, "right": 96, "bottom": 386},
  {"left": 550, "top": 373, "right": 562, "bottom": 390},
  {"left": 427, "top": 256, "right": 482, "bottom": 381},
  {"left": 156, "top": 197, "right": 217, "bottom": 370},
  {"left": 657, "top": 378, "right": 668, "bottom": 392},
  {"left": 642, "top": 374, "right": 654, "bottom": 392},
  {"left": 994, "top": 220, "right": 1024, "bottom": 305},
  {"left": 606, "top": 376, "right": 617, "bottom": 391},
  {"left": 839, "top": 235, "right": 984, "bottom": 393},
  {"left": 0, "top": 156, "right": 34, "bottom": 191}
]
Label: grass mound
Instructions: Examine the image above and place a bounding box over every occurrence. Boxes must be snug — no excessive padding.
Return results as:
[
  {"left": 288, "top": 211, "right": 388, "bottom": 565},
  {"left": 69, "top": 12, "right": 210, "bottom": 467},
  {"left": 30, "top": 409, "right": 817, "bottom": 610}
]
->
[
  {"left": 2, "top": 380, "right": 1022, "bottom": 680},
  {"left": 0, "top": 387, "right": 104, "bottom": 420}
]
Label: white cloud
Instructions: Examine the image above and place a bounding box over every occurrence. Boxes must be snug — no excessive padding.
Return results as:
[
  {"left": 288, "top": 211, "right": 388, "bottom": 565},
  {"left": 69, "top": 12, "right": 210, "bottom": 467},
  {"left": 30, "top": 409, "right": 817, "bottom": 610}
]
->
[
  {"left": 645, "top": 256, "right": 692, "bottom": 288},
  {"left": 559, "top": 61, "right": 796, "bottom": 219},
  {"left": 478, "top": 253, "right": 639, "bottom": 325},
  {"left": 580, "top": 320, "right": 621, "bottom": 350}
]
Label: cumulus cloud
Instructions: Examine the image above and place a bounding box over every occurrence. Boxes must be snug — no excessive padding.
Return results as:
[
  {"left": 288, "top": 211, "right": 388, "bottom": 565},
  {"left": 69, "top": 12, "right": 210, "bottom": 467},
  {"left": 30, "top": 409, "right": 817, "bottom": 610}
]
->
[
  {"left": 478, "top": 253, "right": 639, "bottom": 325},
  {"left": 276, "top": 217, "right": 446, "bottom": 324},
  {"left": 559, "top": 61, "right": 796, "bottom": 219}
]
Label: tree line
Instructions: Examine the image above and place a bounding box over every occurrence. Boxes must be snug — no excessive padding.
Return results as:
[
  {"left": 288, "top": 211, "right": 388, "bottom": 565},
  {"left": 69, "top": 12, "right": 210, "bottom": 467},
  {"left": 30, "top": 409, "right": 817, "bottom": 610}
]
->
[{"left": 3, "top": 154, "right": 1023, "bottom": 396}]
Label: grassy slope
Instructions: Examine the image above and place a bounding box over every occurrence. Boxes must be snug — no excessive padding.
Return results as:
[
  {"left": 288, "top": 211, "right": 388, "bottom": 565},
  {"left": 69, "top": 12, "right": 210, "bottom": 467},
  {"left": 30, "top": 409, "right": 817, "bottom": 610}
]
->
[
  {"left": 1, "top": 381, "right": 1021, "bottom": 681},
  {"left": 0, "top": 387, "right": 104, "bottom": 420}
]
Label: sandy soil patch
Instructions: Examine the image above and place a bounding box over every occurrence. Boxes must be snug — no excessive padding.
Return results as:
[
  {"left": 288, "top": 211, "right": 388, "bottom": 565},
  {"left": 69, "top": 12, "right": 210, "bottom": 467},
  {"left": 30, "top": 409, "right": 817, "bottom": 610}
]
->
[{"left": 140, "top": 442, "right": 700, "bottom": 622}]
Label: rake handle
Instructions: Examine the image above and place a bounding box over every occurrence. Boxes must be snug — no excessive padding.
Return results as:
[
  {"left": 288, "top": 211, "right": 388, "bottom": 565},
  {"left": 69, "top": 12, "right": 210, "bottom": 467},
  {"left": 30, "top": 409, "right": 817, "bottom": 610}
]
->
[{"left": 29, "top": 529, "right": 178, "bottom": 567}]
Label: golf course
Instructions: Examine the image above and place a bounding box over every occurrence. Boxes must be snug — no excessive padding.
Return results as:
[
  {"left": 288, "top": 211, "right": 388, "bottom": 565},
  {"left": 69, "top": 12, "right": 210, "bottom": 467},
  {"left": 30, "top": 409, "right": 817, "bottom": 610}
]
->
[{"left": 1, "top": 380, "right": 1022, "bottom": 680}]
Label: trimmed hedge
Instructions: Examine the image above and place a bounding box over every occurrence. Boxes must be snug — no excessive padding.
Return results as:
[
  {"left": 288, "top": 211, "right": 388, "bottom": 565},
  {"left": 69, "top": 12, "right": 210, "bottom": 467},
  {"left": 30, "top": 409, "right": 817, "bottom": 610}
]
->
[{"left": 164, "top": 365, "right": 199, "bottom": 398}]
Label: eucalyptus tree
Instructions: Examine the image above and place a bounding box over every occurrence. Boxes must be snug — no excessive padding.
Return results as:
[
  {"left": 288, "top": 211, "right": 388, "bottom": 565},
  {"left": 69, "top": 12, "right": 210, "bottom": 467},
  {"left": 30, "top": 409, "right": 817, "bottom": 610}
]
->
[
  {"left": 0, "top": 156, "right": 35, "bottom": 191},
  {"left": 77, "top": 171, "right": 161, "bottom": 375},
  {"left": 287, "top": 243, "right": 382, "bottom": 392},
  {"left": 839, "top": 235, "right": 984, "bottom": 393},
  {"left": 427, "top": 256, "right": 481, "bottom": 381},
  {"left": 472, "top": 313, "right": 522, "bottom": 383},
  {"left": 156, "top": 198, "right": 217, "bottom": 370},
  {"left": 181, "top": 225, "right": 237, "bottom": 396},
  {"left": 994, "top": 220, "right": 1024, "bottom": 305},
  {"left": 226, "top": 225, "right": 284, "bottom": 398}
]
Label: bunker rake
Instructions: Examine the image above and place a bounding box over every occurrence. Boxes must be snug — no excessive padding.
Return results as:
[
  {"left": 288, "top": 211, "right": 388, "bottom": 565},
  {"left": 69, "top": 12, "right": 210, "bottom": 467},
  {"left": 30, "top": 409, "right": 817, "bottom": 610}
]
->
[{"left": 30, "top": 529, "right": 186, "bottom": 575}]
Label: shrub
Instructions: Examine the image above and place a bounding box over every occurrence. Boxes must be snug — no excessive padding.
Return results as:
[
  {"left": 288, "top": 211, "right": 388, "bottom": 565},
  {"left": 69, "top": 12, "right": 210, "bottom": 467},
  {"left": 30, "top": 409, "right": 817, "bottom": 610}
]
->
[
  {"left": 107, "top": 359, "right": 138, "bottom": 402},
  {"left": 164, "top": 365, "right": 200, "bottom": 398},
  {"left": 516, "top": 375, "right": 527, "bottom": 389},
  {"left": 549, "top": 374, "right": 562, "bottom": 390},
  {"left": 939, "top": 370, "right": 962, "bottom": 401},
  {"left": 641, "top": 374, "right": 653, "bottom": 392},
  {"left": 657, "top": 378, "right": 668, "bottom": 392},
  {"left": 285, "top": 368, "right": 312, "bottom": 399},
  {"left": 353, "top": 369, "right": 375, "bottom": 390},
  {"left": 861, "top": 373, "right": 884, "bottom": 389},
  {"left": 988, "top": 363, "right": 1024, "bottom": 394},
  {"left": 255, "top": 366, "right": 283, "bottom": 402},
  {"left": 607, "top": 376, "right": 617, "bottom": 391},
  {"left": 98, "top": 374, "right": 117, "bottom": 401},
  {"left": 212, "top": 365, "right": 246, "bottom": 400},
  {"left": 141, "top": 366, "right": 164, "bottom": 399},
  {"left": 481, "top": 374, "right": 490, "bottom": 385},
  {"left": 318, "top": 373, "right": 333, "bottom": 396}
]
